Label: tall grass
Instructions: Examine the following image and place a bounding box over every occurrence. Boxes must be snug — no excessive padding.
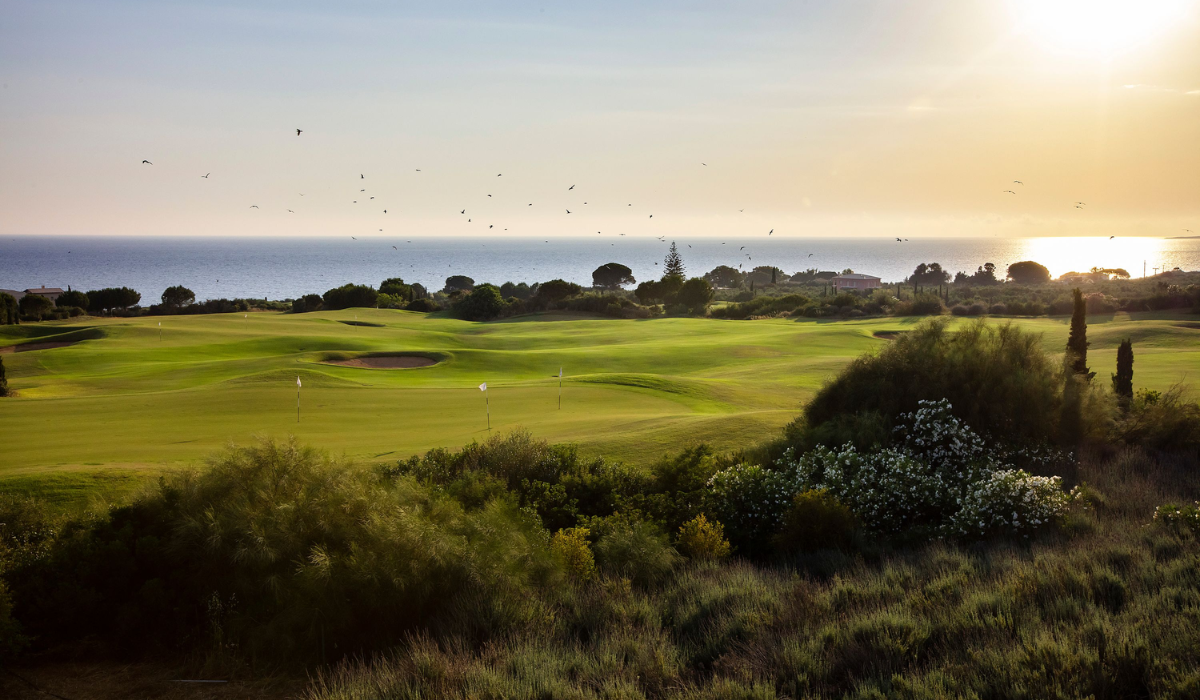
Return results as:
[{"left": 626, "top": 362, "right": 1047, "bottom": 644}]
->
[{"left": 305, "top": 449, "right": 1200, "bottom": 699}]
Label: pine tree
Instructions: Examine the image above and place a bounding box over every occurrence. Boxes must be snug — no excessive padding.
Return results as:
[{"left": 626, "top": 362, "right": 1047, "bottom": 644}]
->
[
  {"left": 1066, "top": 288, "right": 1093, "bottom": 381},
  {"left": 1112, "top": 338, "right": 1134, "bottom": 408},
  {"left": 662, "top": 242, "right": 685, "bottom": 280}
]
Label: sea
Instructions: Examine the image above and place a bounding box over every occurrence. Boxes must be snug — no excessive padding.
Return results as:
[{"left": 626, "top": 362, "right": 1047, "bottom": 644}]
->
[{"left": 2, "top": 236, "right": 1199, "bottom": 302}]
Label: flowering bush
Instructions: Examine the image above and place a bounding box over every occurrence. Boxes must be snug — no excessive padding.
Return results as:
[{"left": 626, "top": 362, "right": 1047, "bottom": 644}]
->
[
  {"left": 550, "top": 527, "right": 596, "bottom": 581},
  {"left": 1153, "top": 502, "right": 1200, "bottom": 535},
  {"left": 709, "top": 400, "right": 1071, "bottom": 544}
]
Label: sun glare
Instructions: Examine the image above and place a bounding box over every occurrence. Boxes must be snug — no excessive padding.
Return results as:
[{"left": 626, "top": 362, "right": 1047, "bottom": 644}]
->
[{"left": 1013, "top": 0, "right": 1192, "bottom": 56}]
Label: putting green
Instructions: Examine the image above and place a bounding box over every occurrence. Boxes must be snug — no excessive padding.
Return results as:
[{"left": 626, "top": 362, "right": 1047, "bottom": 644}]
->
[{"left": 1, "top": 309, "right": 1196, "bottom": 505}]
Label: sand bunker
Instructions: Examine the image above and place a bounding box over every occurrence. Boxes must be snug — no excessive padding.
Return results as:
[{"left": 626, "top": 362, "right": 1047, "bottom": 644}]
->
[
  {"left": 324, "top": 355, "right": 438, "bottom": 369},
  {"left": 0, "top": 341, "right": 78, "bottom": 354}
]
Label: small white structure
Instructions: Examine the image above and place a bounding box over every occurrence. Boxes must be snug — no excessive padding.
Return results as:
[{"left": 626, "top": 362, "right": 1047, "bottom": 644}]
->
[
  {"left": 23, "top": 287, "right": 65, "bottom": 303},
  {"left": 830, "top": 273, "right": 882, "bottom": 292}
]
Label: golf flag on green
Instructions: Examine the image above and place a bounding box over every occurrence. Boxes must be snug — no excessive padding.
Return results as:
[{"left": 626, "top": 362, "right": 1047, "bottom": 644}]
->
[
  {"left": 558, "top": 367, "right": 563, "bottom": 410},
  {"left": 479, "top": 382, "right": 490, "bottom": 430},
  {"left": 296, "top": 375, "right": 301, "bottom": 423}
]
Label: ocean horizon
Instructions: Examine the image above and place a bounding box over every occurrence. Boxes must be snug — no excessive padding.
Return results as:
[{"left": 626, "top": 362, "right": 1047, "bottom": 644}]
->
[{"left": 3, "top": 235, "right": 1198, "bottom": 303}]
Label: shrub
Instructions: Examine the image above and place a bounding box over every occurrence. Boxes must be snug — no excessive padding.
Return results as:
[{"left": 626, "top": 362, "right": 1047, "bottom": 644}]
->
[
  {"left": 0, "top": 356, "right": 8, "bottom": 397},
  {"left": 322, "top": 284, "right": 378, "bottom": 310},
  {"left": 85, "top": 287, "right": 141, "bottom": 313},
  {"left": 406, "top": 298, "right": 438, "bottom": 313},
  {"left": 379, "top": 277, "right": 412, "bottom": 299},
  {"left": 6, "top": 438, "right": 557, "bottom": 662},
  {"left": 443, "top": 275, "right": 475, "bottom": 293},
  {"left": 592, "top": 263, "right": 635, "bottom": 290},
  {"left": 968, "top": 303, "right": 986, "bottom": 316},
  {"left": 951, "top": 304, "right": 969, "bottom": 316},
  {"left": 779, "top": 400, "right": 1070, "bottom": 540},
  {"left": 292, "top": 293, "right": 323, "bottom": 313},
  {"left": 453, "top": 284, "right": 509, "bottom": 321},
  {"left": 1112, "top": 385, "right": 1200, "bottom": 451},
  {"left": 536, "top": 279, "right": 582, "bottom": 303},
  {"left": 799, "top": 318, "right": 1071, "bottom": 446},
  {"left": 18, "top": 294, "right": 53, "bottom": 320},
  {"left": 551, "top": 527, "right": 596, "bottom": 581},
  {"left": 773, "top": 489, "right": 857, "bottom": 553},
  {"left": 0, "top": 292, "right": 18, "bottom": 325},
  {"left": 677, "top": 277, "right": 714, "bottom": 310},
  {"left": 677, "top": 515, "right": 732, "bottom": 560},
  {"left": 989, "top": 303, "right": 1007, "bottom": 315},
  {"left": 593, "top": 520, "right": 680, "bottom": 586},
  {"left": 55, "top": 289, "right": 89, "bottom": 310},
  {"left": 1153, "top": 502, "right": 1200, "bottom": 535},
  {"left": 705, "top": 463, "right": 799, "bottom": 552}
]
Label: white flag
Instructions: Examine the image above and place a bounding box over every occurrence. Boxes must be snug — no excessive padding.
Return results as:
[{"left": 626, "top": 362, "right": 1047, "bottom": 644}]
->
[
  {"left": 479, "top": 382, "right": 487, "bottom": 391},
  {"left": 559, "top": 367, "right": 563, "bottom": 378},
  {"left": 158, "top": 321, "right": 161, "bottom": 327},
  {"left": 296, "top": 376, "right": 302, "bottom": 388}
]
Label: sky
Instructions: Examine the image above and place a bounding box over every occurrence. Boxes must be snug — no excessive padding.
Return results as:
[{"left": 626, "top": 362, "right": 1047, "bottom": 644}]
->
[{"left": 1, "top": 0, "right": 1198, "bottom": 239}]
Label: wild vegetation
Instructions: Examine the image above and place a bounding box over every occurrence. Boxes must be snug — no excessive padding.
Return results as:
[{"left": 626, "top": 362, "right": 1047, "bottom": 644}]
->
[{"left": 2, "top": 307, "right": 1198, "bottom": 696}]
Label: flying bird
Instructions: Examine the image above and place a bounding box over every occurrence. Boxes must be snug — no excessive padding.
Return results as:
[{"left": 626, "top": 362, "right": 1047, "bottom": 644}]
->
[
  {"left": 487, "top": 194, "right": 492, "bottom": 197},
  {"left": 1109, "top": 236, "right": 1115, "bottom": 239},
  {"left": 1075, "top": 202, "right": 1087, "bottom": 205},
  {"left": 361, "top": 174, "right": 364, "bottom": 179},
  {"left": 141, "top": 160, "right": 152, "bottom": 164},
  {"left": 383, "top": 210, "right": 387, "bottom": 213},
  {"left": 740, "top": 246, "right": 745, "bottom": 250},
  {"left": 1003, "top": 190, "right": 1016, "bottom": 194},
  {"left": 568, "top": 185, "right": 575, "bottom": 190},
  {"left": 250, "top": 205, "right": 259, "bottom": 209},
  {"left": 769, "top": 229, "right": 773, "bottom": 235},
  {"left": 489, "top": 225, "right": 493, "bottom": 229},
  {"left": 896, "top": 238, "right": 902, "bottom": 242},
  {"left": 497, "top": 173, "right": 502, "bottom": 177},
  {"left": 566, "top": 209, "right": 571, "bottom": 214},
  {"left": 296, "top": 129, "right": 302, "bottom": 136},
  {"left": 461, "top": 209, "right": 466, "bottom": 214},
  {"left": 201, "top": 173, "right": 210, "bottom": 178},
  {"left": 288, "top": 209, "right": 294, "bottom": 213},
  {"left": 649, "top": 214, "right": 653, "bottom": 219},
  {"left": 1013, "top": 180, "right": 1023, "bottom": 185}
]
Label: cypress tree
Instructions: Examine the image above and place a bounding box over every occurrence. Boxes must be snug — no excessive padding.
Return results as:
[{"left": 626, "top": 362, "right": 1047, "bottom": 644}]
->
[
  {"left": 1067, "top": 288, "right": 1094, "bottom": 380},
  {"left": 1112, "top": 338, "right": 1134, "bottom": 408},
  {"left": 0, "top": 356, "right": 8, "bottom": 397},
  {"left": 771, "top": 267, "right": 777, "bottom": 284}
]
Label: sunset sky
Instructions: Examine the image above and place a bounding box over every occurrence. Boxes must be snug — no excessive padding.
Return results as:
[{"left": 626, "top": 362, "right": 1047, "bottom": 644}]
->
[{"left": 2, "top": 0, "right": 1198, "bottom": 239}]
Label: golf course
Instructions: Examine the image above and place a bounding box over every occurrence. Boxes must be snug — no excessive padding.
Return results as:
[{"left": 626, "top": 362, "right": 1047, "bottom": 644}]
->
[{"left": 2, "top": 308, "right": 1197, "bottom": 505}]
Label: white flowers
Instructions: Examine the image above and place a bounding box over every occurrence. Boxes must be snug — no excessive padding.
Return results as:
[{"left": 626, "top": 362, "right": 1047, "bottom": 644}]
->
[{"left": 710, "top": 399, "right": 1071, "bottom": 542}]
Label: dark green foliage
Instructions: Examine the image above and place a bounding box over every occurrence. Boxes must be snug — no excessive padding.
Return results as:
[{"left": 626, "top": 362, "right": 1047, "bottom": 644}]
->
[
  {"left": 1113, "top": 386, "right": 1200, "bottom": 451},
  {"left": 379, "top": 277, "right": 413, "bottom": 299},
  {"left": 1007, "top": 260, "right": 1051, "bottom": 285},
  {"left": 18, "top": 294, "right": 53, "bottom": 320},
  {"left": 1067, "top": 288, "right": 1093, "bottom": 380},
  {"left": 676, "top": 277, "right": 714, "bottom": 310},
  {"left": 55, "top": 289, "right": 89, "bottom": 310},
  {"left": 800, "top": 318, "right": 1068, "bottom": 446},
  {"left": 405, "top": 298, "right": 438, "bottom": 313},
  {"left": 443, "top": 275, "right": 475, "bottom": 293},
  {"left": 909, "top": 262, "right": 949, "bottom": 285},
  {"left": 663, "top": 242, "right": 685, "bottom": 280},
  {"left": 499, "top": 281, "right": 535, "bottom": 300},
  {"left": 1113, "top": 338, "right": 1134, "bottom": 408},
  {"left": 4, "top": 438, "right": 556, "bottom": 663},
  {"left": 160, "top": 285, "right": 195, "bottom": 308},
  {"left": 710, "top": 293, "right": 812, "bottom": 320},
  {"left": 704, "top": 265, "right": 745, "bottom": 289},
  {"left": 774, "top": 489, "right": 859, "bottom": 553},
  {"left": 593, "top": 520, "right": 681, "bottom": 586},
  {"left": 0, "top": 356, "right": 8, "bottom": 397},
  {"left": 86, "top": 287, "right": 141, "bottom": 313},
  {"left": 0, "top": 292, "right": 16, "bottom": 324},
  {"left": 535, "top": 279, "right": 582, "bottom": 302},
  {"left": 453, "top": 284, "right": 509, "bottom": 321},
  {"left": 322, "top": 284, "right": 378, "bottom": 310},
  {"left": 635, "top": 279, "right": 666, "bottom": 304},
  {"left": 292, "top": 293, "right": 324, "bottom": 313},
  {"left": 591, "top": 263, "right": 635, "bottom": 290}
]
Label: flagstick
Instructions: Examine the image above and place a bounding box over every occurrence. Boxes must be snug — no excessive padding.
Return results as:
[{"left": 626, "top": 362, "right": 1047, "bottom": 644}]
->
[
  {"left": 558, "top": 371, "right": 562, "bottom": 410},
  {"left": 297, "top": 384, "right": 300, "bottom": 423},
  {"left": 486, "top": 387, "right": 490, "bottom": 431}
]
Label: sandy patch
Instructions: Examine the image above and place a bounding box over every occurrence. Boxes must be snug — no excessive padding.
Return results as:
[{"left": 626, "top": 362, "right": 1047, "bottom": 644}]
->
[
  {"left": 0, "top": 340, "right": 78, "bottom": 354},
  {"left": 324, "top": 355, "right": 438, "bottom": 369}
]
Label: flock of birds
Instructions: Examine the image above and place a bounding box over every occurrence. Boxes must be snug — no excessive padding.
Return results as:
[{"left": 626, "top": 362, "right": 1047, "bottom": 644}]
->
[
  {"left": 138, "top": 129, "right": 796, "bottom": 274},
  {"left": 139, "top": 131, "right": 1195, "bottom": 276}
]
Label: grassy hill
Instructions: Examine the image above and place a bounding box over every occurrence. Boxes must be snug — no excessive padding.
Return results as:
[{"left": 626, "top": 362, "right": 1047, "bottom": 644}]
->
[{"left": 1, "top": 308, "right": 1197, "bottom": 505}]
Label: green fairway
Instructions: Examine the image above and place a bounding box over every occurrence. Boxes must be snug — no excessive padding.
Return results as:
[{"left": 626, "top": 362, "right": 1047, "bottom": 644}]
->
[{"left": 2, "top": 309, "right": 1198, "bottom": 504}]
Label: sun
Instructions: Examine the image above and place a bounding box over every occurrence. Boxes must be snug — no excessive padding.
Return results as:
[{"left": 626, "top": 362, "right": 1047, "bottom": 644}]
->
[{"left": 1013, "top": 0, "right": 1192, "bottom": 56}]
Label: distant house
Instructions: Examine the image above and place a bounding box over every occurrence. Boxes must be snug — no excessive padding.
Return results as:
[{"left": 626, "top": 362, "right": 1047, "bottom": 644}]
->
[
  {"left": 23, "top": 287, "right": 65, "bottom": 303},
  {"left": 830, "top": 273, "right": 882, "bottom": 292},
  {"left": 0, "top": 289, "right": 24, "bottom": 302}
]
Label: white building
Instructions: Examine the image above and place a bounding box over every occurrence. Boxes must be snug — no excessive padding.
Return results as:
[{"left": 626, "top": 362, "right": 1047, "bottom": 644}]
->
[{"left": 830, "top": 273, "right": 882, "bottom": 292}]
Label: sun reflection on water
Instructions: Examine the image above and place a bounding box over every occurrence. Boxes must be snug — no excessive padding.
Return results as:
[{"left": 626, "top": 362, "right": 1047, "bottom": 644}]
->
[{"left": 1017, "top": 237, "right": 1175, "bottom": 278}]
